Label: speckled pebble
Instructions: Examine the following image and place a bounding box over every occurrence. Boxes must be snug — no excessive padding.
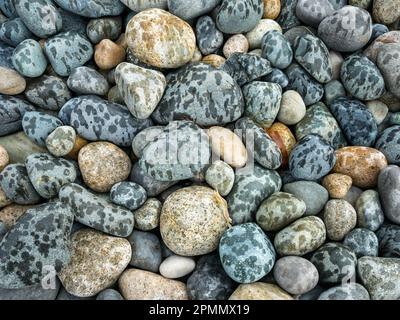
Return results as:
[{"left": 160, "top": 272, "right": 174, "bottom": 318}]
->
[
  {"left": 12, "top": 39, "right": 47, "bottom": 78},
  {"left": 133, "top": 198, "right": 161, "bottom": 231},
  {"left": 46, "top": 126, "right": 76, "bottom": 157},
  {"left": 355, "top": 190, "right": 385, "bottom": 231},
  {"left": 205, "top": 161, "right": 235, "bottom": 197},
  {"left": 67, "top": 66, "right": 109, "bottom": 96},
  {"left": 110, "top": 181, "right": 147, "bottom": 211},
  {"left": 343, "top": 228, "right": 379, "bottom": 258},
  {"left": 322, "top": 173, "right": 352, "bottom": 199}
]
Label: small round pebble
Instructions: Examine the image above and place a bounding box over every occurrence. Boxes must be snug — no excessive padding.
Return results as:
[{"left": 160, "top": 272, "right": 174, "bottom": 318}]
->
[
  {"left": 343, "top": 228, "right": 379, "bottom": 258},
  {"left": 159, "top": 255, "right": 196, "bottom": 279},
  {"left": 133, "top": 198, "right": 162, "bottom": 231},
  {"left": 205, "top": 161, "right": 235, "bottom": 197},
  {"left": 277, "top": 90, "right": 306, "bottom": 125},
  {"left": 128, "top": 230, "right": 162, "bottom": 273},
  {"left": 324, "top": 199, "right": 357, "bottom": 241},
  {"left": 110, "top": 181, "right": 147, "bottom": 211},
  {"left": 322, "top": 173, "right": 353, "bottom": 199},
  {"left": 223, "top": 34, "right": 249, "bottom": 58},
  {"left": 45, "top": 126, "right": 76, "bottom": 157}
]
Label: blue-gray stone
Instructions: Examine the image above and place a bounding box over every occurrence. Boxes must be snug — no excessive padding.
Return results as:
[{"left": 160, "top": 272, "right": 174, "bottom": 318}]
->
[
  {"left": 318, "top": 283, "right": 370, "bottom": 300},
  {"left": 370, "top": 24, "right": 389, "bottom": 44},
  {"left": 132, "top": 126, "right": 164, "bottom": 158},
  {"left": 327, "top": 0, "right": 347, "bottom": 10},
  {"left": 86, "top": 16, "right": 122, "bottom": 44},
  {"left": 67, "top": 66, "right": 109, "bottom": 96},
  {"left": 355, "top": 190, "right": 384, "bottom": 232},
  {"left": 295, "top": 0, "right": 334, "bottom": 28},
  {"left": 54, "top": 0, "right": 125, "bottom": 18},
  {"left": 127, "top": 230, "right": 162, "bottom": 273},
  {"left": 0, "top": 164, "right": 41, "bottom": 204},
  {"left": 44, "top": 31, "right": 93, "bottom": 77},
  {"left": 375, "top": 125, "right": 400, "bottom": 165},
  {"left": 330, "top": 97, "right": 378, "bottom": 147},
  {"left": 59, "top": 183, "right": 134, "bottom": 237},
  {"left": 261, "top": 30, "right": 293, "bottom": 70},
  {"left": 0, "top": 280, "right": 61, "bottom": 300},
  {"left": 221, "top": 52, "right": 272, "bottom": 86},
  {"left": 22, "top": 111, "right": 63, "bottom": 147},
  {"left": 25, "top": 153, "right": 77, "bottom": 199},
  {"left": 196, "top": 15, "right": 223, "bottom": 55},
  {"left": 110, "top": 181, "right": 147, "bottom": 211},
  {"left": 378, "top": 165, "right": 400, "bottom": 224},
  {"left": 153, "top": 63, "right": 244, "bottom": 126},
  {"left": 343, "top": 228, "right": 379, "bottom": 258},
  {"left": 289, "top": 134, "right": 336, "bottom": 181},
  {"left": 0, "top": 95, "right": 35, "bottom": 136},
  {"left": 324, "top": 80, "right": 346, "bottom": 105},
  {"left": 0, "top": 18, "right": 33, "bottom": 47},
  {"left": 376, "top": 224, "right": 400, "bottom": 258},
  {"left": 58, "top": 95, "right": 152, "bottom": 147},
  {"left": 226, "top": 164, "right": 282, "bottom": 224},
  {"left": 187, "top": 253, "right": 235, "bottom": 300},
  {"left": 219, "top": 222, "right": 276, "bottom": 283},
  {"left": 0, "top": 41, "right": 14, "bottom": 69},
  {"left": 14, "top": 0, "right": 62, "bottom": 38},
  {"left": 96, "top": 289, "right": 124, "bottom": 300},
  {"left": 0, "top": 0, "right": 17, "bottom": 18},
  {"left": 25, "top": 75, "right": 72, "bottom": 111},
  {"left": 261, "top": 68, "right": 289, "bottom": 89},
  {"left": 168, "top": 0, "right": 220, "bottom": 20},
  {"left": 277, "top": 0, "right": 301, "bottom": 32},
  {"left": 12, "top": 39, "right": 47, "bottom": 78},
  {"left": 59, "top": 8, "right": 88, "bottom": 34},
  {"left": 0, "top": 201, "right": 74, "bottom": 289}
]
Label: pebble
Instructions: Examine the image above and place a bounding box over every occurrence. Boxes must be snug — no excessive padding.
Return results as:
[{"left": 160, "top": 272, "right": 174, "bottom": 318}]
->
[
  {"left": 377, "top": 43, "right": 400, "bottom": 99},
  {"left": 0, "top": 164, "right": 41, "bottom": 204},
  {"left": 167, "top": 0, "right": 218, "bottom": 20},
  {"left": 246, "top": 19, "right": 282, "bottom": 50},
  {"left": 196, "top": 16, "right": 223, "bottom": 55},
  {"left": 60, "top": 95, "right": 152, "bottom": 147},
  {"left": 266, "top": 122, "right": 296, "bottom": 167},
  {"left": 0, "top": 201, "right": 73, "bottom": 288},
  {"left": 0, "top": 132, "right": 46, "bottom": 164},
  {"left": 201, "top": 54, "right": 226, "bottom": 67},
  {"left": 365, "top": 31, "right": 400, "bottom": 63},
  {"left": 274, "top": 216, "right": 326, "bottom": 256},
  {"left": 330, "top": 97, "right": 378, "bottom": 147},
  {"left": 378, "top": 165, "right": 400, "bottom": 224},
  {"left": 263, "top": 0, "right": 281, "bottom": 19},
  {"left": 44, "top": 31, "right": 94, "bottom": 77},
  {"left": 160, "top": 186, "right": 231, "bottom": 256},
  {"left": 116, "top": 62, "right": 166, "bottom": 119},
  {"left": 0, "top": 187, "right": 11, "bottom": 208},
  {"left": 0, "top": 0, "right": 17, "bottom": 18},
  {"left": 139, "top": 121, "right": 210, "bottom": 181},
  {"left": 59, "top": 229, "right": 131, "bottom": 298},
  {"left": 357, "top": 256, "right": 400, "bottom": 300},
  {"left": 372, "top": 0, "right": 400, "bottom": 25},
  {"left": 318, "top": 6, "right": 372, "bottom": 52},
  {"left": 261, "top": 30, "right": 293, "bottom": 69},
  {"left": 0, "top": 42, "right": 14, "bottom": 69},
  {"left": 219, "top": 223, "right": 276, "bottom": 283},
  {"left": 0, "top": 67, "right": 26, "bottom": 95},
  {"left": 24, "top": 75, "right": 72, "bottom": 111},
  {"left": 256, "top": 192, "right": 306, "bottom": 232},
  {"left": 67, "top": 66, "right": 109, "bottom": 96},
  {"left": 59, "top": 183, "right": 134, "bottom": 237},
  {"left": 340, "top": 54, "right": 385, "bottom": 101},
  {"left": 262, "top": 68, "right": 289, "bottom": 88},
  {"left": 131, "top": 126, "right": 164, "bottom": 158},
  {"left": 94, "top": 39, "right": 125, "bottom": 70},
  {"left": 283, "top": 180, "right": 328, "bottom": 216},
  {"left": 223, "top": 34, "right": 249, "bottom": 58},
  {"left": 187, "top": 253, "right": 235, "bottom": 300},
  {"left": 295, "top": 0, "right": 334, "bottom": 28},
  {"left": 367, "top": 100, "right": 389, "bottom": 125},
  {"left": 0, "top": 145, "right": 9, "bottom": 171},
  {"left": 277, "top": 0, "right": 301, "bottom": 32},
  {"left": 12, "top": 39, "right": 47, "bottom": 78},
  {"left": 126, "top": 9, "right": 195, "bottom": 69},
  {"left": 86, "top": 16, "right": 122, "bottom": 44},
  {"left": 289, "top": 134, "right": 336, "bottom": 181},
  {"left": 318, "top": 283, "right": 370, "bottom": 300},
  {"left": 119, "top": 268, "right": 188, "bottom": 300},
  {"left": 227, "top": 163, "right": 281, "bottom": 224},
  {"left": 0, "top": 280, "right": 61, "bottom": 300},
  {"left": 128, "top": 230, "right": 162, "bottom": 273},
  {"left": 229, "top": 283, "right": 293, "bottom": 300},
  {"left": 54, "top": 0, "right": 125, "bottom": 18},
  {"left": 205, "top": 161, "right": 235, "bottom": 197},
  {"left": 110, "top": 181, "right": 147, "bottom": 211},
  {"left": 25, "top": 153, "right": 77, "bottom": 199},
  {"left": 324, "top": 80, "right": 346, "bottom": 105},
  {"left": 78, "top": 142, "right": 131, "bottom": 193},
  {"left": 133, "top": 198, "right": 161, "bottom": 231},
  {"left": 273, "top": 256, "right": 319, "bottom": 295},
  {"left": 96, "top": 289, "right": 124, "bottom": 301},
  {"left": 208, "top": 126, "right": 248, "bottom": 168},
  {"left": 333, "top": 146, "right": 388, "bottom": 188},
  {"left": 159, "top": 255, "right": 196, "bottom": 279},
  {"left": 322, "top": 173, "right": 352, "bottom": 199},
  {"left": 356, "top": 190, "right": 384, "bottom": 231},
  {"left": 0, "top": 18, "right": 33, "bottom": 47},
  {"left": 324, "top": 199, "right": 357, "bottom": 241},
  {"left": 376, "top": 224, "right": 400, "bottom": 258},
  {"left": 153, "top": 64, "right": 243, "bottom": 126},
  {"left": 216, "top": 0, "right": 263, "bottom": 34},
  {"left": 243, "top": 81, "right": 282, "bottom": 128},
  {"left": 277, "top": 90, "right": 306, "bottom": 125},
  {"left": 310, "top": 242, "right": 357, "bottom": 284},
  {"left": 376, "top": 125, "right": 400, "bottom": 163},
  {"left": 343, "top": 228, "right": 379, "bottom": 258},
  {"left": 46, "top": 126, "right": 76, "bottom": 157}
]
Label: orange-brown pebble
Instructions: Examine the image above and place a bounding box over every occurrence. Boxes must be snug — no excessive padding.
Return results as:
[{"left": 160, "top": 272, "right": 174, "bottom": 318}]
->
[
  {"left": 332, "top": 147, "right": 388, "bottom": 188},
  {"left": 263, "top": 0, "right": 281, "bottom": 20},
  {"left": 322, "top": 173, "right": 352, "bottom": 199},
  {"left": 66, "top": 135, "right": 89, "bottom": 160},
  {"left": 202, "top": 54, "right": 226, "bottom": 68},
  {"left": 266, "top": 123, "right": 296, "bottom": 168},
  {"left": 0, "top": 145, "right": 9, "bottom": 172},
  {"left": 94, "top": 39, "right": 126, "bottom": 70},
  {"left": 0, "top": 204, "right": 35, "bottom": 229}
]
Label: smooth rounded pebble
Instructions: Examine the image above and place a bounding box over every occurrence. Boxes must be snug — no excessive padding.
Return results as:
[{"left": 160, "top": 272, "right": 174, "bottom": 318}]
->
[{"left": 159, "top": 255, "right": 196, "bottom": 279}]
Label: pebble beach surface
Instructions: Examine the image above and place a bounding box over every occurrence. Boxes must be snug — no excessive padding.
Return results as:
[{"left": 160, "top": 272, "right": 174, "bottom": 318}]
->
[{"left": 0, "top": 0, "right": 400, "bottom": 301}]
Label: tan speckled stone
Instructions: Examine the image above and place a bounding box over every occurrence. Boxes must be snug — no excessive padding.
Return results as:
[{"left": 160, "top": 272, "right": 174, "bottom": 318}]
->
[
  {"left": 0, "top": 204, "right": 34, "bottom": 229},
  {"left": 229, "top": 283, "right": 293, "bottom": 300},
  {"left": 160, "top": 186, "right": 231, "bottom": 256},
  {"left": 126, "top": 8, "right": 196, "bottom": 69},
  {"left": 94, "top": 39, "right": 126, "bottom": 70},
  {"left": 201, "top": 54, "right": 226, "bottom": 68},
  {"left": 373, "top": 0, "right": 400, "bottom": 25},
  {"left": 364, "top": 31, "right": 400, "bottom": 63},
  {"left": 333, "top": 147, "right": 388, "bottom": 188},
  {"left": 263, "top": 0, "right": 281, "bottom": 20},
  {"left": 0, "top": 145, "right": 9, "bottom": 172},
  {"left": 223, "top": 34, "right": 249, "bottom": 58},
  {"left": 58, "top": 229, "right": 131, "bottom": 298},
  {"left": 323, "top": 199, "right": 357, "bottom": 241},
  {"left": 133, "top": 198, "right": 161, "bottom": 231},
  {"left": 322, "top": 173, "right": 352, "bottom": 199},
  {"left": 0, "top": 67, "right": 26, "bottom": 95},
  {"left": 78, "top": 142, "right": 131, "bottom": 192},
  {"left": 119, "top": 268, "right": 188, "bottom": 300}
]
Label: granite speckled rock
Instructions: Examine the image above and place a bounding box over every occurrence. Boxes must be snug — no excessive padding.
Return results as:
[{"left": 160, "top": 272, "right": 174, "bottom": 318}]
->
[
  {"left": 377, "top": 44, "right": 400, "bottom": 99},
  {"left": 205, "top": 161, "right": 235, "bottom": 197},
  {"left": 376, "top": 126, "right": 400, "bottom": 165},
  {"left": 12, "top": 39, "right": 47, "bottom": 78},
  {"left": 261, "top": 30, "right": 293, "bottom": 69},
  {"left": 46, "top": 126, "right": 76, "bottom": 157},
  {"left": 0, "top": 18, "right": 33, "bottom": 47},
  {"left": 67, "top": 66, "right": 109, "bottom": 96},
  {"left": 196, "top": 16, "right": 224, "bottom": 55},
  {"left": 343, "top": 228, "right": 379, "bottom": 258},
  {"left": 22, "top": 112, "right": 63, "bottom": 147},
  {"left": 318, "top": 283, "right": 370, "bottom": 300},
  {"left": 110, "top": 181, "right": 147, "bottom": 211},
  {"left": 295, "top": 0, "right": 334, "bottom": 28},
  {"left": 355, "top": 190, "right": 384, "bottom": 231},
  {"left": 86, "top": 16, "right": 122, "bottom": 44},
  {"left": 323, "top": 199, "right": 357, "bottom": 241},
  {"left": 54, "top": 0, "right": 125, "bottom": 18}
]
